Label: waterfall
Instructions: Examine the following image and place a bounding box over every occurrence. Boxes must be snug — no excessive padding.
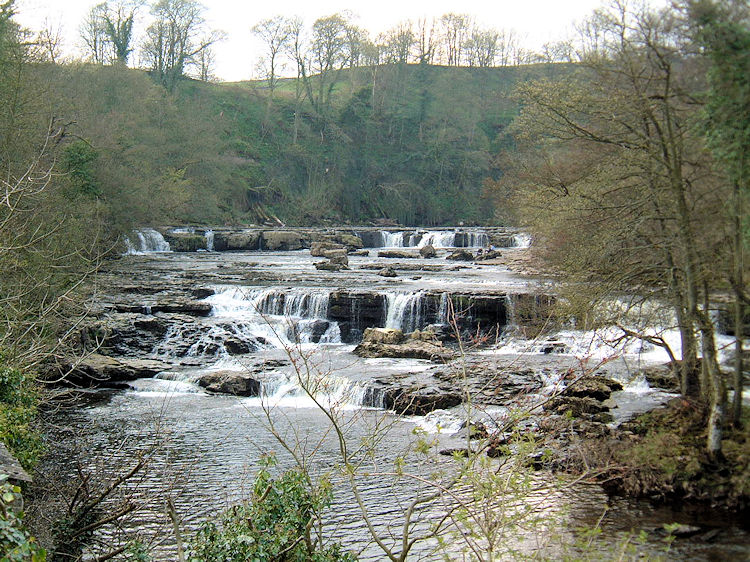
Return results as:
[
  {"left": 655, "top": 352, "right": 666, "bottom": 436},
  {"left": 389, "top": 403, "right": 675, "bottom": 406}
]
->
[
  {"left": 258, "top": 372, "right": 370, "bottom": 409},
  {"left": 381, "top": 231, "right": 406, "bottom": 247},
  {"left": 466, "top": 232, "right": 489, "bottom": 248},
  {"left": 205, "top": 229, "right": 215, "bottom": 251},
  {"left": 418, "top": 231, "right": 456, "bottom": 248},
  {"left": 512, "top": 233, "right": 532, "bottom": 248},
  {"left": 204, "top": 286, "right": 341, "bottom": 347},
  {"left": 385, "top": 291, "right": 429, "bottom": 333},
  {"left": 123, "top": 229, "right": 171, "bottom": 254}
]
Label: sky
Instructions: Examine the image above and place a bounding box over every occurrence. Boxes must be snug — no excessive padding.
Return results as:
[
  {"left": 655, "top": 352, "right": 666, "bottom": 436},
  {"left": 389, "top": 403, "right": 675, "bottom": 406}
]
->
[{"left": 16, "top": 0, "right": 612, "bottom": 82}]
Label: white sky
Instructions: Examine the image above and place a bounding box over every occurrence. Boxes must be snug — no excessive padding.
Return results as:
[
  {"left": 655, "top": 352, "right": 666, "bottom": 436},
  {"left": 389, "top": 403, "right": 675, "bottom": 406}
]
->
[{"left": 17, "top": 0, "right": 617, "bottom": 81}]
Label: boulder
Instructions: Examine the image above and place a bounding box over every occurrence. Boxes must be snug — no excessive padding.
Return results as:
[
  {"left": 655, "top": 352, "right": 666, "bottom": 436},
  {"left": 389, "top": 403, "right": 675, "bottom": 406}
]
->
[
  {"left": 640, "top": 364, "right": 680, "bottom": 391},
  {"left": 353, "top": 339, "right": 453, "bottom": 362},
  {"left": 408, "top": 329, "right": 438, "bottom": 342},
  {"left": 378, "top": 250, "right": 418, "bottom": 259},
  {"left": 474, "top": 250, "right": 502, "bottom": 261},
  {"left": 446, "top": 250, "right": 474, "bottom": 261},
  {"left": 419, "top": 244, "right": 437, "bottom": 258},
  {"left": 349, "top": 249, "right": 370, "bottom": 257},
  {"left": 378, "top": 266, "right": 398, "bottom": 277},
  {"left": 362, "top": 327, "right": 405, "bottom": 344},
  {"left": 310, "top": 241, "right": 346, "bottom": 257},
  {"left": 261, "top": 231, "right": 308, "bottom": 251},
  {"left": 323, "top": 249, "right": 349, "bottom": 266},
  {"left": 314, "top": 261, "right": 347, "bottom": 271},
  {"left": 198, "top": 371, "right": 261, "bottom": 396},
  {"left": 380, "top": 385, "right": 462, "bottom": 415},
  {"left": 545, "top": 396, "right": 609, "bottom": 417},
  {"left": 562, "top": 376, "right": 623, "bottom": 401}
]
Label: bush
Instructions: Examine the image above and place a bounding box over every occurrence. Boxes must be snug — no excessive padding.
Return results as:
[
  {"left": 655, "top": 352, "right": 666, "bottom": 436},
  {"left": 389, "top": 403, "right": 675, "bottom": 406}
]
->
[
  {"left": 0, "top": 362, "right": 43, "bottom": 470},
  {"left": 0, "top": 475, "right": 46, "bottom": 561},
  {"left": 189, "top": 455, "right": 355, "bottom": 561}
]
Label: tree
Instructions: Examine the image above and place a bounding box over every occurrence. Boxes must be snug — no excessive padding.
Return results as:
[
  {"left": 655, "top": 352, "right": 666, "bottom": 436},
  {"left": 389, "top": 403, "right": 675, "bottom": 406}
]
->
[
  {"left": 506, "top": 0, "right": 730, "bottom": 457},
  {"left": 79, "top": 3, "right": 109, "bottom": 63},
  {"left": 140, "top": 0, "right": 219, "bottom": 92},
  {"left": 439, "top": 13, "right": 471, "bottom": 66},
  {"left": 688, "top": 0, "right": 750, "bottom": 427},
  {"left": 252, "top": 16, "right": 292, "bottom": 101},
  {"left": 102, "top": 0, "right": 140, "bottom": 64},
  {"left": 465, "top": 27, "right": 499, "bottom": 67},
  {"left": 379, "top": 22, "right": 413, "bottom": 65}
]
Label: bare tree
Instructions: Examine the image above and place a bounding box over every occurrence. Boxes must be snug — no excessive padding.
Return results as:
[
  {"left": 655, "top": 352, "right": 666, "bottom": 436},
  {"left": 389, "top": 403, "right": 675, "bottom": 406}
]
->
[
  {"left": 440, "top": 13, "right": 472, "bottom": 66},
  {"left": 465, "top": 27, "right": 499, "bottom": 67},
  {"left": 35, "top": 18, "right": 63, "bottom": 63},
  {"left": 379, "top": 22, "right": 414, "bottom": 65},
  {"left": 252, "top": 16, "right": 292, "bottom": 100},
  {"left": 79, "top": 3, "right": 109, "bottom": 63},
  {"left": 140, "top": 0, "right": 221, "bottom": 92},
  {"left": 414, "top": 17, "right": 438, "bottom": 64}
]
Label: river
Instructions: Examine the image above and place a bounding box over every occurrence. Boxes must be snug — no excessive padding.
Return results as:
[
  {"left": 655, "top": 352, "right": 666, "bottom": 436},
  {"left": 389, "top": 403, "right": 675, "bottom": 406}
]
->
[{"left": 38, "top": 227, "right": 749, "bottom": 560}]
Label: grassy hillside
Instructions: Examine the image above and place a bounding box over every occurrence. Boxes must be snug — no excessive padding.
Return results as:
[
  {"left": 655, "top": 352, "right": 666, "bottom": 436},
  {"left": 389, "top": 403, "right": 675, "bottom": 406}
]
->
[{"left": 39, "top": 62, "right": 572, "bottom": 227}]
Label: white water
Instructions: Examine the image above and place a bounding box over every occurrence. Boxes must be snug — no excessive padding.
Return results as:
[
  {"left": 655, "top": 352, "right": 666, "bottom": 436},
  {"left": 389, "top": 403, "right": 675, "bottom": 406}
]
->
[
  {"left": 123, "top": 229, "right": 171, "bottom": 254},
  {"left": 385, "top": 291, "right": 430, "bottom": 332},
  {"left": 205, "top": 229, "right": 214, "bottom": 251},
  {"left": 378, "top": 230, "right": 489, "bottom": 248},
  {"left": 512, "top": 233, "right": 532, "bottom": 248}
]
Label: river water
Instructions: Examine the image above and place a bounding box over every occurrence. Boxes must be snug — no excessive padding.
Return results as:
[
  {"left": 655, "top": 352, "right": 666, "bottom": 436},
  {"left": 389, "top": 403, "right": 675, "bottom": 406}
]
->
[{"left": 41, "top": 230, "right": 748, "bottom": 560}]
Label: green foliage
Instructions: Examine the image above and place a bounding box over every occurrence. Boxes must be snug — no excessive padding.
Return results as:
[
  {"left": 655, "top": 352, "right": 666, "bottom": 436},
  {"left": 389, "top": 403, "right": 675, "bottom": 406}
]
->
[
  {"left": 0, "top": 361, "right": 43, "bottom": 470},
  {"left": 0, "top": 475, "right": 46, "bottom": 561},
  {"left": 189, "top": 455, "right": 356, "bottom": 561},
  {"left": 62, "top": 140, "right": 101, "bottom": 198}
]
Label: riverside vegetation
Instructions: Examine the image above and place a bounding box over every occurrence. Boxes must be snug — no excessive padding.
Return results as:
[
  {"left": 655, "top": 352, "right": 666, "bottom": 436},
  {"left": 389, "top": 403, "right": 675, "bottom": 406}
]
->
[{"left": 0, "top": 0, "right": 748, "bottom": 559}]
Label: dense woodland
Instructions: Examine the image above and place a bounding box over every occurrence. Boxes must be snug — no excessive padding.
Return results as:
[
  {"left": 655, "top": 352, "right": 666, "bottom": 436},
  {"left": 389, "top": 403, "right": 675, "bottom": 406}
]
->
[{"left": 0, "top": 0, "right": 748, "bottom": 558}]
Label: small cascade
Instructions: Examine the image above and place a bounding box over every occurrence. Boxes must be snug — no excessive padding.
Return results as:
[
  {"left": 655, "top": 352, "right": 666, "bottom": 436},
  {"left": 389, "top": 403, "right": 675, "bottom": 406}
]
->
[
  {"left": 512, "top": 233, "right": 532, "bottom": 248},
  {"left": 123, "top": 229, "right": 171, "bottom": 254},
  {"left": 258, "top": 372, "right": 370, "bottom": 409},
  {"left": 381, "top": 231, "right": 406, "bottom": 247},
  {"left": 385, "top": 291, "right": 430, "bottom": 333},
  {"left": 418, "top": 231, "right": 456, "bottom": 248},
  {"left": 465, "top": 231, "right": 489, "bottom": 248},
  {"left": 204, "top": 229, "right": 215, "bottom": 251},
  {"left": 205, "top": 286, "right": 341, "bottom": 347}
]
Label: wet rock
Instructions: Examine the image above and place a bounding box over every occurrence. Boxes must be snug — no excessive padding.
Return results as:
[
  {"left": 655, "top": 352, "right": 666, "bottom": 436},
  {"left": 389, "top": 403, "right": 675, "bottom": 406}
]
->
[
  {"left": 324, "top": 249, "right": 349, "bottom": 266},
  {"left": 562, "top": 376, "right": 623, "bottom": 401},
  {"left": 378, "top": 266, "right": 398, "bottom": 277},
  {"left": 310, "top": 241, "right": 346, "bottom": 257},
  {"left": 380, "top": 385, "right": 462, "bottom": 415},
  {"left": 198, "top": 371, "right": 261, "bottom": 396},
  {"left": 419, "top": 244, "right": 437, "bottom": 258},
  {"left": 353, "top": 340, "right": 453, "bottom": 362},
  {"left": 191, "top": 287, "right": 215, "bottom": 299},
  {"left": 546, "top": 396, "right": 609, "bottom": 417},
  {"left": 214, "top": 231, "right": 261, "bottom": 251},
  {"left": 261, "top": 231, "right": 308, "bottom": 251},
  {"left": 349, "top": 249, "right": 369, "bottom": 256},
  {"left": 378, "top": 250, "right": 418, "bottom": 259},
  {"left": 114, "top": 300, "right": 212, "bottom": 317},
  {"left": 474, "top": 250, "right": 502, "bottom": 261},
  {"left": 408, "top": 329, "right": 438, "bottom": 342},
  {"left": 287, "top": 320, "right": 331, "bottom": 343},
  {"left": 362, "top": 327, "right": 405, "bottom": 344},
  {"left": 52, "top": 354, "right": 171, "bottom": 386},
  {"left": 446, "top": 249, "right": 474, "bottom": 261},
  {"left": 640, "top": 364, "right": 680, "bottom": 391},
  {"left": 332, "top": 233, "right": 364, "bottom": 250},
  {"left": 164, "top": 233, "right": 207, "bottom": 252},
  {"left": 328, "top": 292, "right": 386, "bottom": 343},
  {"left": 425, "top": 323, "right": 453, "bottom": 341},
  {"left": 224, "top": 338, "right": 254, "bottom": 355},
  {"left": 314, "top": 261, "right": 347, "bottom": 271}
]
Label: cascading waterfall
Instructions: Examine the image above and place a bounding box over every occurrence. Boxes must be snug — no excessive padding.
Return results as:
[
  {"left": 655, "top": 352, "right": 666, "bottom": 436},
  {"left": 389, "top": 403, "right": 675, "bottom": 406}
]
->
[
  {"left": 123, "top": 229, "right": 171, "bottom": 254},
  {"left": 375, "top": 230, "right": 489, "bottom": 249},
  {"left": 418, "top": 231, "right": 456, "bottom": 248},
  {"left": 385, "top": 291, "right": 429, "bottom": 333},
  {"left": 205, "top": 230, "right": 214, "bottom": 251},
  {"left": 512, "top": 233, "right": 532, "bottom": 248}
]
